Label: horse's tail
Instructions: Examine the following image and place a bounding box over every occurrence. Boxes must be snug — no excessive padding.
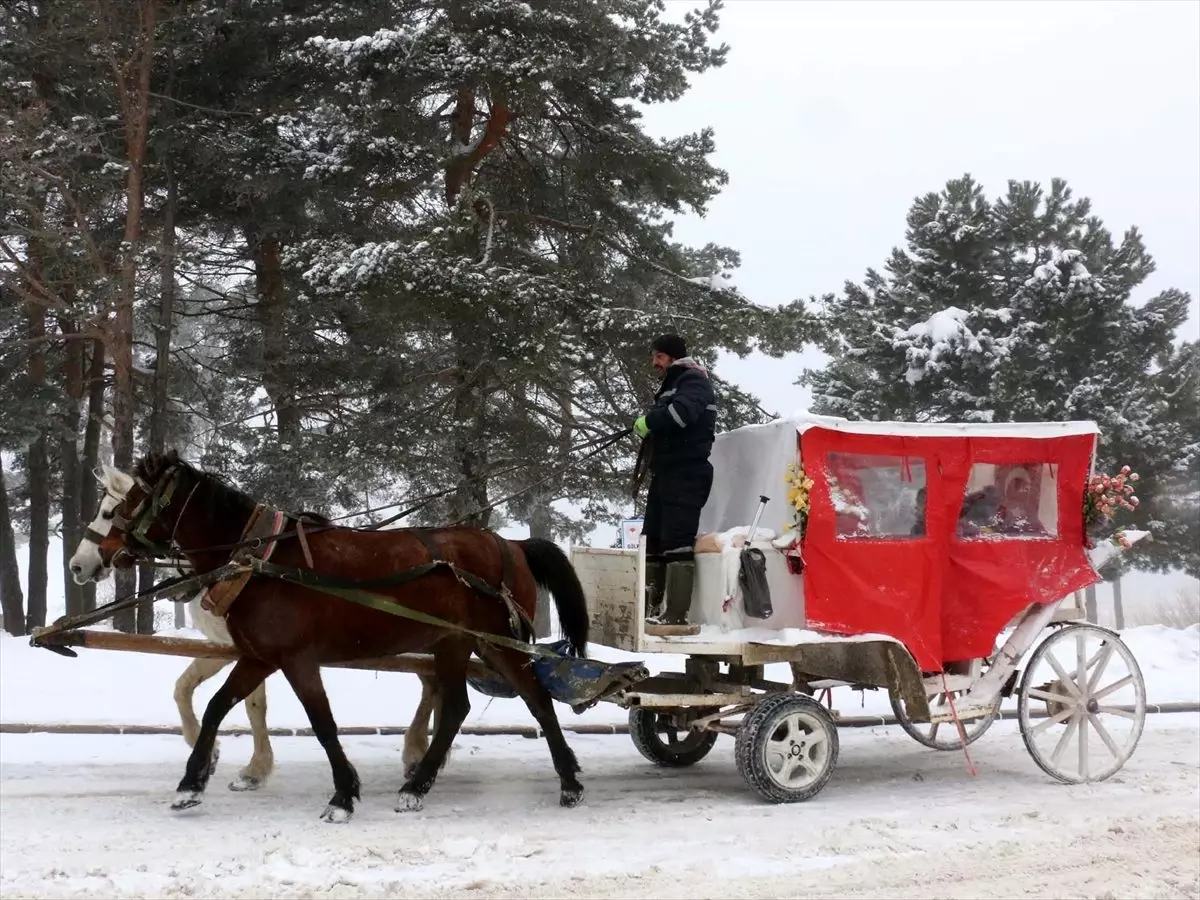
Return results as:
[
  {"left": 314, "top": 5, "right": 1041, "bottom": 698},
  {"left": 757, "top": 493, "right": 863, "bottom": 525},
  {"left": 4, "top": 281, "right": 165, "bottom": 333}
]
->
[{"left": 518, "top": 538, "right": 590, "bottom": 659}]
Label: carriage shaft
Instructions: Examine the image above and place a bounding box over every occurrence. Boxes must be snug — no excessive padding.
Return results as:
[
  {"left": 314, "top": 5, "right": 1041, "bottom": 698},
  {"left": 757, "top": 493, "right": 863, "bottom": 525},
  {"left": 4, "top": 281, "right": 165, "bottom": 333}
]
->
[{"left": 34, "top": 629, "right": 493, "bottom": 679}]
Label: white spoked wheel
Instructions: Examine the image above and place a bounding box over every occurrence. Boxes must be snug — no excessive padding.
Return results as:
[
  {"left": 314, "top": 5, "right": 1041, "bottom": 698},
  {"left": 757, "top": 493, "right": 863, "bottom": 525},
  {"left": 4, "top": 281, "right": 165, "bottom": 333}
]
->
[
  {"left": 890, "top": 658, "right": 1001, "bottom": 751},
  {"left": 735, "top": 693, "right": 839, "bottom": 804},
  {"left": 1017, "top": 623, "right": 1146, "bottom": 784}
]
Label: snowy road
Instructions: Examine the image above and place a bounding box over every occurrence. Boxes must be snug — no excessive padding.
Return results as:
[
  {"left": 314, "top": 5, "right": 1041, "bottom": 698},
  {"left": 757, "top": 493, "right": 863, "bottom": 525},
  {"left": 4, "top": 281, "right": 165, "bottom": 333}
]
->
[{"left": 2, "top": 717, "right": 1197, "bottom": 899}]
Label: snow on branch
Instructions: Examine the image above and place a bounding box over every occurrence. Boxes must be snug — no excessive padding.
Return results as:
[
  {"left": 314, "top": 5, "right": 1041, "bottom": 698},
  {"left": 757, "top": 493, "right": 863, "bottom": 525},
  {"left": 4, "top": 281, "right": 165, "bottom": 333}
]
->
[
  {"left": 1030, "top": 248, "right": 1092, "bottom": 288},
  {"left": 892, "top": 306, "right": 984, "bottom": 386}
]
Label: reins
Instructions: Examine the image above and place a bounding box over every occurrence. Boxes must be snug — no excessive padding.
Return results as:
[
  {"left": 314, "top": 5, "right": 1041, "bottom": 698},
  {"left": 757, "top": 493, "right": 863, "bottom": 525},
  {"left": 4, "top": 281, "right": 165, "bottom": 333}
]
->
[{"left": 153, "top": 426, "right": 632, "bottom": 562}]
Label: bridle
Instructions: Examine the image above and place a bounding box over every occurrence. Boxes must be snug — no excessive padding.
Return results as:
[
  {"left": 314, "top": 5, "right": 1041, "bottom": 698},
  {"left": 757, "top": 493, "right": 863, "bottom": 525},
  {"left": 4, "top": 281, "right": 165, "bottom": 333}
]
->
[{"left": 103, "top": 464, "right": 189, "bottom": 565}]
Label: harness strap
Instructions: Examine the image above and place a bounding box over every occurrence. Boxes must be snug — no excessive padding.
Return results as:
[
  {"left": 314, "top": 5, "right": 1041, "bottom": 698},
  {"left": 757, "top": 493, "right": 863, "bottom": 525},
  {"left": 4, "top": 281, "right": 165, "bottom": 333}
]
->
[
  {"left": 246, "top": 557, "right": 564, "bottom": 659},
  {"left": 410, "top": 528, "right": 444, "bottom": 562},
  {"left": 408, "top": 528, "right": 530, "bottom": 640},
  {"left": 295, "top": 519, "right": 315, "bottom": 569},
  {"left": 201, "top": 504, "right": 289, "bottom": 616},
  {"left": 490, "top": 533, "right": 533, "bottom": 641}
]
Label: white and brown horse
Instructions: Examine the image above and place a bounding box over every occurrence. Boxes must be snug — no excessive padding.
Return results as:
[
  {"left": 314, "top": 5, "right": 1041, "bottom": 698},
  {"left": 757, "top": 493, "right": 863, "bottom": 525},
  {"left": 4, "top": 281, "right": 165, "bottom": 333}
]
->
[{"left": 67, "top": 465, "right": 443, "bottom": 791}]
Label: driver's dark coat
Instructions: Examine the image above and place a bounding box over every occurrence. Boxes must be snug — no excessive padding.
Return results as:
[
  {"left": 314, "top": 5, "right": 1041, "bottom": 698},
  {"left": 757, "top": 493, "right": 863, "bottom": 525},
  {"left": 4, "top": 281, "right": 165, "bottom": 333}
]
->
[{"left": 643, "top": 357, "right": 717, "bottom": 472}]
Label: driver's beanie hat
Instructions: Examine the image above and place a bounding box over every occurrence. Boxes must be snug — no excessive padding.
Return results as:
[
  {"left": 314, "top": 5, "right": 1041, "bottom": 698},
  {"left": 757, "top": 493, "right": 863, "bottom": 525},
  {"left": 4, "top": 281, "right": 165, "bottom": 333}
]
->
[{"left": 652, "top": 334, "right": 687, "bottom": 360}]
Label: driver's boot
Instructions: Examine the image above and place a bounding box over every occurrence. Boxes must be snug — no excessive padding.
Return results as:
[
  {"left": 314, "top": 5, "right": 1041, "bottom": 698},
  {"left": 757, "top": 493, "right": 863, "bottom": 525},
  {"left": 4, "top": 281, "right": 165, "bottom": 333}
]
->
[
  {"left": 644, "top": 557, "right": 666, "bottom": 620},
  {"left": 647, "top": 560, "right": 695, "bottom": 627}
]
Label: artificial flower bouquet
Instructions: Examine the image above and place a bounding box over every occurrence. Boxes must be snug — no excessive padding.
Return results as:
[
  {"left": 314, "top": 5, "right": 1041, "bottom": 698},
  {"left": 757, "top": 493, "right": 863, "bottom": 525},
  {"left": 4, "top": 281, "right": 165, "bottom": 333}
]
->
[
  {"left": 781, "top": 462, "right": 815, "bottom": 573},
  {"left": 1083, "top": 465, "right": 1141, "bottom": 549}
]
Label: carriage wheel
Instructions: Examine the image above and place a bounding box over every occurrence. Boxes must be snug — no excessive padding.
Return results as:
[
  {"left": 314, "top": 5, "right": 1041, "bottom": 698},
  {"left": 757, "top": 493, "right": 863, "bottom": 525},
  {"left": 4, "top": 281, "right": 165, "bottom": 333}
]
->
[
  {"left": 735, "top": 693, "right": 839, "bottom": 804},
  {"left": 890, "top": 658, "right": 1001, "bottom": 751},
  {"left": 628, "top": 707, "right": 719, "bottom": 768},
  {"left": 1017, "top": 623, "right": 1146, "bottom": 784}
]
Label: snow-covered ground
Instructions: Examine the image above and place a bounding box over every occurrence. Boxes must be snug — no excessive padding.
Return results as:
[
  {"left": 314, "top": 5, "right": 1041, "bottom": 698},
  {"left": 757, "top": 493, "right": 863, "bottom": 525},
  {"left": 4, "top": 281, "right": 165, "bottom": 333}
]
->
[
  {"left": 1, "top": 623, "right": 1199, "bottom": 897},
  {"left": 1, "top": 719, "right": 1198, "bottom": 899}
]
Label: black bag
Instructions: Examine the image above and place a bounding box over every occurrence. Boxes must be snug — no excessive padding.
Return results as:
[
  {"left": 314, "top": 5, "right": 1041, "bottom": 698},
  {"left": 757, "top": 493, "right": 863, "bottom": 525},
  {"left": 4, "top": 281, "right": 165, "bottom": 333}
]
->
[{"left": 738, "top": 546, "right": 774, "bottom": 620}]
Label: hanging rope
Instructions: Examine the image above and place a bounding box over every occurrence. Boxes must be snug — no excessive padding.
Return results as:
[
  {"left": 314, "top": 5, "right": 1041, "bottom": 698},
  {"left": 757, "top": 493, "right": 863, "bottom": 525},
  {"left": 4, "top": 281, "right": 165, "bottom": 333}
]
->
[{"left": 940, "top": 672, "right": 978, "bottom": 777}]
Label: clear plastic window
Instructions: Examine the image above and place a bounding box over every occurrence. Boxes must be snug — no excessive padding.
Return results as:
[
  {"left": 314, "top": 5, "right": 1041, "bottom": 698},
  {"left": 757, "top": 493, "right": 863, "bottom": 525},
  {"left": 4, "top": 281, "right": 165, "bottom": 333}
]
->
[
  {"left": 827, "top": 453, "right": 927, "bottom": 540},
  {"left": 957, "top": 463, "right": 1058, "bottom": 540}
]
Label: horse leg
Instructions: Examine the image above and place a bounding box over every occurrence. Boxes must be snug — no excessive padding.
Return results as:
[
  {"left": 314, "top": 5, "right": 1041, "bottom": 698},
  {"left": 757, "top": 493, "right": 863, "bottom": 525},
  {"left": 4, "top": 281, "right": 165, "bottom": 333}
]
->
[
  {"left": 396, "top": 642, "right": 472, "bottom": 813},
  {"left": 229, "top": 680, "right": 274, "bottom": 792},
  {"left": 402, "top": 674, "right": 445, "bottom": 778},
  {"left": 174, "top": 656, "right": 230, "bottom": 772},
  {"left": 279, "top": 660, "right": 360, "bottom": 824},
  {"left": 476, "top": 644, "right": 584, "bottom": 808},
  {"left": 172, "top": 657, "right": 276, "bottom": 812}
]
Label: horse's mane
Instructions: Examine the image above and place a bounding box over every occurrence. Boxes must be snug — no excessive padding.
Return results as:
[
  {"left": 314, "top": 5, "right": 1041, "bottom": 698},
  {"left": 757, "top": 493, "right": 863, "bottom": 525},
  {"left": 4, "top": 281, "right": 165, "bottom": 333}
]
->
[
  {"left": 135, "top": 449, "right": 332, "bottom": 527},
  {"left": 136, "top": 450, "right": 256, "bottom": 529}
]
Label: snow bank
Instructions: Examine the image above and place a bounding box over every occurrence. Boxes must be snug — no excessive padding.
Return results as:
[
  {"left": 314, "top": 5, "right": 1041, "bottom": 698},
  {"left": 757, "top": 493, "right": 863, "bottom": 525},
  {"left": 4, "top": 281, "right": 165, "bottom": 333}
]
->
[{"left": 2, "top": 622, "right": 1196, "bottom": 731}]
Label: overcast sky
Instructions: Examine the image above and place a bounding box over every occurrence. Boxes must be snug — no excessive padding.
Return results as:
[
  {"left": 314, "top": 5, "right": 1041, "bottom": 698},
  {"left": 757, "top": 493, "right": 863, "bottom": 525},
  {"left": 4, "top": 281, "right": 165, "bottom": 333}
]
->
[{"left": 640, "top": 0, "right": 1200, "bottom": 418}]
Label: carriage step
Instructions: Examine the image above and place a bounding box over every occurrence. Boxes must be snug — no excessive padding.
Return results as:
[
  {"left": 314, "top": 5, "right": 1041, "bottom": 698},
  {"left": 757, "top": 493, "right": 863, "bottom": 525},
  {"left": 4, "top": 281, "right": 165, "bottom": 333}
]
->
[{"left": 644, "top": 623, "right": 702, "bottom": 637}]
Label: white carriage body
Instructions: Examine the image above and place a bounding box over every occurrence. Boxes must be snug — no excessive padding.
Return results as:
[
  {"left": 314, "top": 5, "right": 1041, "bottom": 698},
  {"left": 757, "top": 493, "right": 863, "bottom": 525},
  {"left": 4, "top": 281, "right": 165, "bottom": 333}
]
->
[{"left": 572, "top": 413, "right": 1104, "bottom": 662}]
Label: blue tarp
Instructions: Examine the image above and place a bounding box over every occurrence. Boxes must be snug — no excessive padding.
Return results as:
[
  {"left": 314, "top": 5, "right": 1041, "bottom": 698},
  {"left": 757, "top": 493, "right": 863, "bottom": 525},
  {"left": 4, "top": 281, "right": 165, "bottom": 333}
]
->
[{"left": 467, "top": 639, "right": 649, "bottom": 710}]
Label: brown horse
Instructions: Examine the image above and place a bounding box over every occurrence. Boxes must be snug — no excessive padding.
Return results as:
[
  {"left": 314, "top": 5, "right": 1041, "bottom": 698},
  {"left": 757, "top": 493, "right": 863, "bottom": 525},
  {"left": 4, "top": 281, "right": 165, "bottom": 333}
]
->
[{"left": 98, "top": 449, "right": 591, "bottom": 823}]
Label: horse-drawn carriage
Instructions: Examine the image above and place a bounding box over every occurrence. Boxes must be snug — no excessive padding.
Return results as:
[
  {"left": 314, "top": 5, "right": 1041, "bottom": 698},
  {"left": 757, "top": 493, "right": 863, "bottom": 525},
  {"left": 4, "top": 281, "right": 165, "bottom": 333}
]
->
[
  {"left": 568, "top": 413, "right": 1148, "bottom": 802},
  {"left": 33, "top": 413, "right": 1147, "bottom": 817}
]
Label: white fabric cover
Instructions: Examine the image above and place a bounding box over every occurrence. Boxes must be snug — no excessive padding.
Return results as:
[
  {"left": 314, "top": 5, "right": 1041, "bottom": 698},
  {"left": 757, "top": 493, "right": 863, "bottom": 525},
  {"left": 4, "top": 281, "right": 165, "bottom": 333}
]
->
[{"left": 698, "top": 418, "right": 801, "bottom": 537}]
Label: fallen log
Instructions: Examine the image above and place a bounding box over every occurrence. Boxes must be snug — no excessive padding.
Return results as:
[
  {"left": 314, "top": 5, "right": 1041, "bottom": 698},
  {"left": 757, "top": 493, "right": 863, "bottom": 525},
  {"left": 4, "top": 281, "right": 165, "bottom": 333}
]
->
[{"left": 33, "top": 629, "right": 494, "bottom": 679}]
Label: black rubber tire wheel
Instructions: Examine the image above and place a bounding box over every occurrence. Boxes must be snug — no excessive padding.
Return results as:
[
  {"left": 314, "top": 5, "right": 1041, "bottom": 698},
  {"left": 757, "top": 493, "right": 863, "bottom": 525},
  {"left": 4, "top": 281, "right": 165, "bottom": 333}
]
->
[
  {"left": 628, "top": 707, "right": 719, "bottom": 768},
  {"left": 735, "top": 692, "right": 839, "bottom": 804}
]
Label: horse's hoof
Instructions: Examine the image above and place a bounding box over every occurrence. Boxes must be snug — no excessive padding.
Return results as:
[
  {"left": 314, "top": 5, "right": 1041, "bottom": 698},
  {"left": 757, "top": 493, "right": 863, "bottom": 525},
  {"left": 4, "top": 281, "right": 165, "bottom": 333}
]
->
[
  {"left": 321, "top": 805, "right": 352, "bottom": 824},
  {"left": 228, "top": 774, "right": 265, "bottom": 792},
  {"left": 170, "top": 791, "right": 203, "bottom": 811},
  {"left": 560, "top": 786, "right": 584, "bottom": 808},
  {"left": 395, "top": 791, "right": 424, "bottom": 813}
]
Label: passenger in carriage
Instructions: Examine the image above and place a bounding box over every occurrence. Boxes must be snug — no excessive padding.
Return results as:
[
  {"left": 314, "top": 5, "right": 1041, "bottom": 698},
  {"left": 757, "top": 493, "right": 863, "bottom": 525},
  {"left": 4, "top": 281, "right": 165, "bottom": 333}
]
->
[
  {"left": 957, "top": 473, "right": 1046, "bottom": 537},
  {"left": 632, "top": 333, "right": 718, "bottom": 627},
  {"left": 995, "top": 471, "right": 1046, "bottom": 535},
  {"left": 910, "top": 487, "right": 927, "bottom": 536},
  {"left": 958, "top": 485, "right": 1001, "bottom": 537}
]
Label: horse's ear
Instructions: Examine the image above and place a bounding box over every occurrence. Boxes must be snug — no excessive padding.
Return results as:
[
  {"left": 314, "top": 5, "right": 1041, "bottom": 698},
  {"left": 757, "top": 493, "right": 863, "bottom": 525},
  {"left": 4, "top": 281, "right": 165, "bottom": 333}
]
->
[
  {"left": 137, "top": 451, "right": 163, "bottom": 484},
  {"left": 99, "top": 464, "right": 134, "bottom": 497}
]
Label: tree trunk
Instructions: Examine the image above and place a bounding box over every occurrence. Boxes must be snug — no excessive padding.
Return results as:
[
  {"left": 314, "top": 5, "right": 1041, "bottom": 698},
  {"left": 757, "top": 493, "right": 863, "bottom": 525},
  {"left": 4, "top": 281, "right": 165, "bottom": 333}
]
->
[
  {"left": 1084, "top": 583, "right": 1098, "bottom": 624},
  {"left": 528, "top": 494, "right": 552, "bottom": 639},
  {"left": 80, "top": 338, "right": 106, "bottom": 612},
  {"left": 251, "top": 231, "right": 300, "bottom": 506},
  {"left": 254, "top": 234, "right": 298, "bottom": 440},
  {"left": 0, "top": 459, "right": 26, "bottom": 636},
  {"left": 134, "top": 151, "right": 178, "bottom": 637},
  {"left": 1112, "top": 576, "right": 1124, "bottom": 630},
  {"left": 110, "top": 0, "right": 159, "bottom": 633},
  {"left": 450, "top": 345, "right": 491, "bottom": 529},
  {"left": 24, "top": 293, "right": 50, "bottom": 632},
  {"left": 58, "top": 317, "right": 86, "bottom": 617}
]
